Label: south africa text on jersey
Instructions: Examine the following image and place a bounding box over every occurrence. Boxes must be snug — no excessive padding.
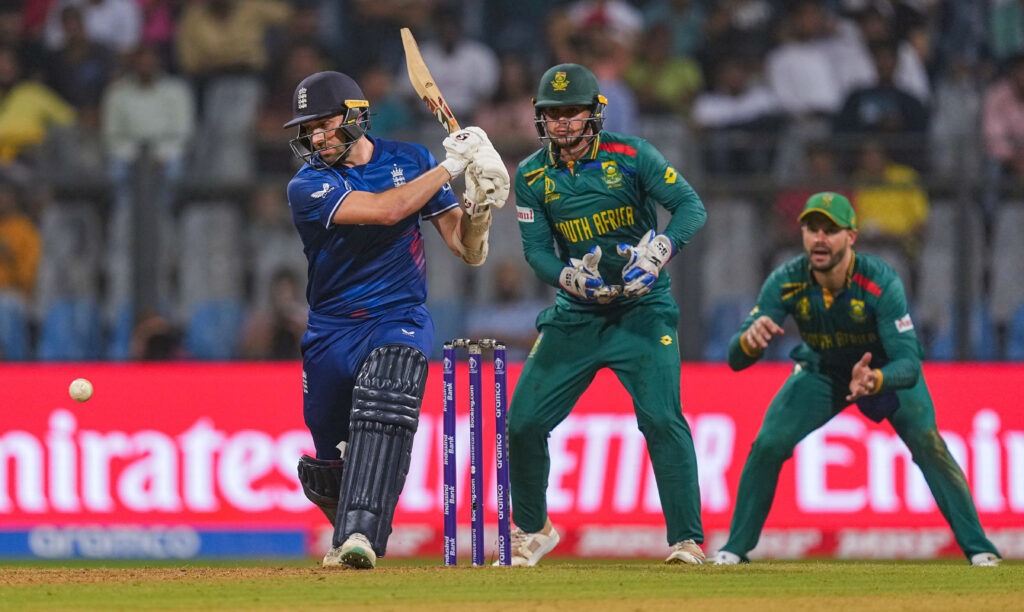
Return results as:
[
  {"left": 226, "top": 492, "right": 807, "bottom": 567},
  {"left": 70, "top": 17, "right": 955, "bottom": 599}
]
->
[
  {"left": 803, "top": 331, "right": 880, "bottom": 350},
  {"left": 556, "top": 205, "right": 636, "bottom": 243}
]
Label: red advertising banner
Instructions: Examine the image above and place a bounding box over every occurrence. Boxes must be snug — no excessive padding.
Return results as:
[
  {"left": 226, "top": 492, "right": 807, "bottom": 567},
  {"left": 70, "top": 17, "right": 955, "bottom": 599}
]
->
[{"left": 1, "top": 362, "right": 1021, "bottom": 560}]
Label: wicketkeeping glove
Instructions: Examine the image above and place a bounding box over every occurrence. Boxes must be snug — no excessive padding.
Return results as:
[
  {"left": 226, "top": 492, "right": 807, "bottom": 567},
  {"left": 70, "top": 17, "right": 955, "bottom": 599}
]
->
[
  {"left": 559, "top": 246, "right": 619, "bottom": 303},
  {"left": 616, "top": 230, "right": 674, "bottom": 298}
]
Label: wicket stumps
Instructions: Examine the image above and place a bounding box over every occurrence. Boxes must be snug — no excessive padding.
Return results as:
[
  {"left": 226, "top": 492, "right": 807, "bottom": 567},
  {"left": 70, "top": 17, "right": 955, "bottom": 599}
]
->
[{"left": 442, "top": 338, "right": 512, "bottom": 566}]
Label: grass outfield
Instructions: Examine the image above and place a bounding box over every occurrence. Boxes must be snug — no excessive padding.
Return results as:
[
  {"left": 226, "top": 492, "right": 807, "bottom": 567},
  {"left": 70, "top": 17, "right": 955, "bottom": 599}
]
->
[{"left": 1, "top": 558, "right": 1021, "bottom": 611}]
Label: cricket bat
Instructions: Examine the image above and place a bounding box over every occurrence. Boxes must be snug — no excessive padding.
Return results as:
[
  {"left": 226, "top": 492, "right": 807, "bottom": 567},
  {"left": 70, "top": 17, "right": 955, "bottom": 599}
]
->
[{"left": 401, "top": 27, "right": 461, "bottom": 135}]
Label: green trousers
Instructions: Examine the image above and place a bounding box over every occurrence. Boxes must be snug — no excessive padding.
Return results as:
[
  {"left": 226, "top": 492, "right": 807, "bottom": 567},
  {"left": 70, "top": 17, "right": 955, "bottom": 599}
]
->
[
  {"left": 508, "top": 295, "right": 704, "bottom": 545},
  {"left": 723, "top": 366, "right": 999, "bottom": 560}
]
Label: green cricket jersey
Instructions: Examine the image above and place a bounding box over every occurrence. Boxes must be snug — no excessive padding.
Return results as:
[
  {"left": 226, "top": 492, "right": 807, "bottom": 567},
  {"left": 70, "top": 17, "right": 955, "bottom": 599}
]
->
[
  {"left": 514, "top": 131, "right": 706, "bottom": 311},
  {"left": 727, "top": 252, "right": 923, "bottom": 391}
]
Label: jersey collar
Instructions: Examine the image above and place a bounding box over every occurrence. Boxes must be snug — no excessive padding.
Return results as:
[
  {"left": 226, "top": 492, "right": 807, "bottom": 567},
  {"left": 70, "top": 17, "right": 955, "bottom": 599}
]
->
[
  {"left": 807, "top": 251, "right": 857, "bottom": 289},
  {"left": 545, "top": 133, "right": 602, "bottom": 168}
]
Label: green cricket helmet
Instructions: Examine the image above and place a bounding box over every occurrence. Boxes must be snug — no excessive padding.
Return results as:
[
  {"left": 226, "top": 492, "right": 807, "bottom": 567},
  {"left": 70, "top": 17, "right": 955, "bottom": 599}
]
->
[{"left": 533, "top": 63, "right": 607, "bottom": 145}]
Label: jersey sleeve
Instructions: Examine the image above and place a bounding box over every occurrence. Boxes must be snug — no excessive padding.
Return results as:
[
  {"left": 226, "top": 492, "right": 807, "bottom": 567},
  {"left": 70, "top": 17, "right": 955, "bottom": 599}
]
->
[
  {"left": 726, "top": 268, "right": 789, "bottom": 371},
  {"left": 287, "top": 174, "right": 352, "bottom": 230},
  {"left": 637, "top": 139, "right": 706, "bottom": 252},
  {"left": 873, "top": 275, "right": 922, "bottom": 391},
  {"left": 516, "top": 168, "right": 565, "bottom": 287},
  {"left": 417, "top": 146, "right": 459, "bottom": 219}
]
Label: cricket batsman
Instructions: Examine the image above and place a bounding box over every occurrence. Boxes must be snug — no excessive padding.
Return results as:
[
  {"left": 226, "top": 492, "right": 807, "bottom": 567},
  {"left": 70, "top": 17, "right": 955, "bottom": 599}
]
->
[
  {"left": 709, "top": 192, "right": 1002, "bottom": 567},
  {"left": 283, "top": 70, "right": 509, "bottom": 569},
  {"left": 506, "top": 63, "right": 708, "bottom": 566}
]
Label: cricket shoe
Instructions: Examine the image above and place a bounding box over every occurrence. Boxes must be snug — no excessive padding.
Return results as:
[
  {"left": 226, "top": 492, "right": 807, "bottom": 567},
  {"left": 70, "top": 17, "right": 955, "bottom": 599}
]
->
[
  {"left": 323, "top": 533, "right": 376, "bottom": 569},
  {"left": 708, "top": 550, "right": 744, "bottom": 565},
  {"left": 970, "top": 552, "right": 1000, "bottom": 567},
  {"left": 499, "top": 519, "right": 560, "bottom": 566},
  {"left": 665, "top": 539, "right": 706, "bottom": 564}
]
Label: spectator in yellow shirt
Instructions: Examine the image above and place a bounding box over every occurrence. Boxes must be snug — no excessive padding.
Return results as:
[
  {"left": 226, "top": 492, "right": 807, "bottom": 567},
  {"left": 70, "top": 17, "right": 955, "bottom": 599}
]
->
[
  {"left": 0, "top": 46, "right": 76, "bottom": 164},
  {"left": 851, "top": 138, "right": 929, "bottom": 258}
]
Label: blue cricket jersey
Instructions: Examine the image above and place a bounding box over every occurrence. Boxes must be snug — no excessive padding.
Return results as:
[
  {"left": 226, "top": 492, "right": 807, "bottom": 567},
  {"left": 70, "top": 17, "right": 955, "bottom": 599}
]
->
[{"left": 286, "top": 135, "right": 459, "bottom": 320}]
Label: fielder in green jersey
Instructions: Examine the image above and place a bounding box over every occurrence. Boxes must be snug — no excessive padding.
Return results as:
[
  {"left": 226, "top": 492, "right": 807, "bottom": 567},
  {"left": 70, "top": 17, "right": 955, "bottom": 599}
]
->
[
  {"left": 709, "top": 192, "right": 1001, "bottom": 567},
  {"left": 504, "top": 63, "right": 707, "bottom": 567}
]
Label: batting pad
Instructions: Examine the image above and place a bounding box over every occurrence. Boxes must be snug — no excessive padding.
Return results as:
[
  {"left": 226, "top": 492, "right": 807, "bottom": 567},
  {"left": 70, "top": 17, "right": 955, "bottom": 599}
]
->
[
  {"left": 297, "top": 455, "right": 344, "bottom": 526},
  {"left": 334, "top": 344, "right": 429, "bottom": 556}
]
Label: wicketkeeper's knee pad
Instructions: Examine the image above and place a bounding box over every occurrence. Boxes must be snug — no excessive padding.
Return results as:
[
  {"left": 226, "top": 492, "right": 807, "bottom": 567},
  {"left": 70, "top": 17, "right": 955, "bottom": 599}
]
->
[
  {"left": 334, "top": 344, "right": 429, "bottom": 556},
  {"left": 296, "top": 454, "right": 344, "bottom": 526}
]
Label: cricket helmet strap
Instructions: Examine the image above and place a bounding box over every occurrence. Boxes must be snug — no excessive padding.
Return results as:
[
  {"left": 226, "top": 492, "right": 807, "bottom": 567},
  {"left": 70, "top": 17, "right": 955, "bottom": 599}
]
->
[
  {"left": 285, "top": 71, "right": 372, "bottom": 167},
  {"left": 532, "top": 63, "right": 606, "bottom": 144}
]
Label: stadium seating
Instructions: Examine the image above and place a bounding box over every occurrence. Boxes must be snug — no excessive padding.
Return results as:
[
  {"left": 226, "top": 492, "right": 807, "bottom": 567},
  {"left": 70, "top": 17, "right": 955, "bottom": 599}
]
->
[
  {"left": 37, "top": 298, "right": 104, "bottom": 360},
  {"left": 700, "top": 198, "right": 762, "bottom": 359},
  {"left": 0, "top": 291, "right": 29, "bottom": 360},
  {"left": 915, "top": 200, "right": 993, "bottom": 359},
  {"left": 35, "top": 201, "right": 104, "bottom": 361},
  {"left": 184, "top": 299, "right": 245, "bottom": 360},
  {"left": 178, "top": 201, "right": 245, "bottom": 356},
  {"left": 1008, "top": 306, "right": 1024, "bottom": 361},
  {"left": 989, "top": 202, "right": 1024, "bottom": 359}
]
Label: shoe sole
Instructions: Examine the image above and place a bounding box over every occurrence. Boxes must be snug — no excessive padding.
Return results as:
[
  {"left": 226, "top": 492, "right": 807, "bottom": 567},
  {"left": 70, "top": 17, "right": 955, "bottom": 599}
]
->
[
  {"left": 340, "top": 549, "right": 375, "bottom": 570},
  {"left": 665, "top": 552, "right": 704, "bottom": 565}
]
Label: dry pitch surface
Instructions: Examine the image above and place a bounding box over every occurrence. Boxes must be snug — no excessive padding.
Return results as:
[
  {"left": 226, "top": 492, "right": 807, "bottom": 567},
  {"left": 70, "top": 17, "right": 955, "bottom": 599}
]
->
[{"left": 1, "top": 559, "right": 1021, "bottom": 611}]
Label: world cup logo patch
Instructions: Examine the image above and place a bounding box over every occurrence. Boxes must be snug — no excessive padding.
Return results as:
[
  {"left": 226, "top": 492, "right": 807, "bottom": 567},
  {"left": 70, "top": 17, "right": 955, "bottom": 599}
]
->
[{"left": 796, "top": 296, "right": 812, "bottom": 320}]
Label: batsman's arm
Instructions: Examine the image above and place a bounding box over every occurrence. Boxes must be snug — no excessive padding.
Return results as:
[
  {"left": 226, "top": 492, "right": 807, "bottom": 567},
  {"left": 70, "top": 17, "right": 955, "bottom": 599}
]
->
[
  {"left": 869, "top": 275, "right": 922, "bottom": 392},
  {"left": 332, "top": 165, "right": 454, "bottom": 226},
  {"left": 431, "top": 205, "right": 492, "bottom": 266}
]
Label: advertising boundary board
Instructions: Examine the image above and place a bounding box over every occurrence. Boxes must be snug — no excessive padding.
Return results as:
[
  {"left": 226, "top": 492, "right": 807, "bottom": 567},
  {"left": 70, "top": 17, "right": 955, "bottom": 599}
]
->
[{"left": 1, "top": 363, "right": 1021, "bottom": 560}]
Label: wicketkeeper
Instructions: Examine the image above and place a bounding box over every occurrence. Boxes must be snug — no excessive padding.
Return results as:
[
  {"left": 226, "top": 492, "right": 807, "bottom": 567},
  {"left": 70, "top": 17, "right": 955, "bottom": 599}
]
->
[{"left": 507, "top": 63, "right": 708, "bottom": 566}]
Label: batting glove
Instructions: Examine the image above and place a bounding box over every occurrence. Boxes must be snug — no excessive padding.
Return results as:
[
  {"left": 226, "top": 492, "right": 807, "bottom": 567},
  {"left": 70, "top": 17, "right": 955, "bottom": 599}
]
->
[
  {"left": 559, "top": 246, "right": 619, "bottom": 303},
  {"left": 440, "top": 126, "right": 491, "bottom": 178},
  {"left": 616, "top": 230, "right": 674, "bottom": 298},
  {"left": 466, "top": 146, "right": 510, "bottom": 210}
]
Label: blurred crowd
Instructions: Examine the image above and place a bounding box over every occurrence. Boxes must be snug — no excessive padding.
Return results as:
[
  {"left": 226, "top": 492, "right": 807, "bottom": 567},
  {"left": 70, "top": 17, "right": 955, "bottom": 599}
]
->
[{"left": 0, "top": 0, "right": 1022, "bottom": 363}]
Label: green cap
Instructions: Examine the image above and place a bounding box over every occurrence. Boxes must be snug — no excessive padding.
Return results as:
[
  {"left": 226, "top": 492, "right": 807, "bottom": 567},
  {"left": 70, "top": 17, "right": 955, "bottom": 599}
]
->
[
  {"left": 534, "top": 63, "right": 602, "bottom": 108},
  {"left": 798, "top": 192, "right": 856, "bottom": 229}
]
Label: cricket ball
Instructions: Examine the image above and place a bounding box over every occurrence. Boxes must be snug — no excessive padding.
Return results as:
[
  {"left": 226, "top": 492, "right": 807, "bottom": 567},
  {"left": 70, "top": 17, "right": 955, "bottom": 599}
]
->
[{"left": 69, "top": 378, "right": 94, "bottom": 402}]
